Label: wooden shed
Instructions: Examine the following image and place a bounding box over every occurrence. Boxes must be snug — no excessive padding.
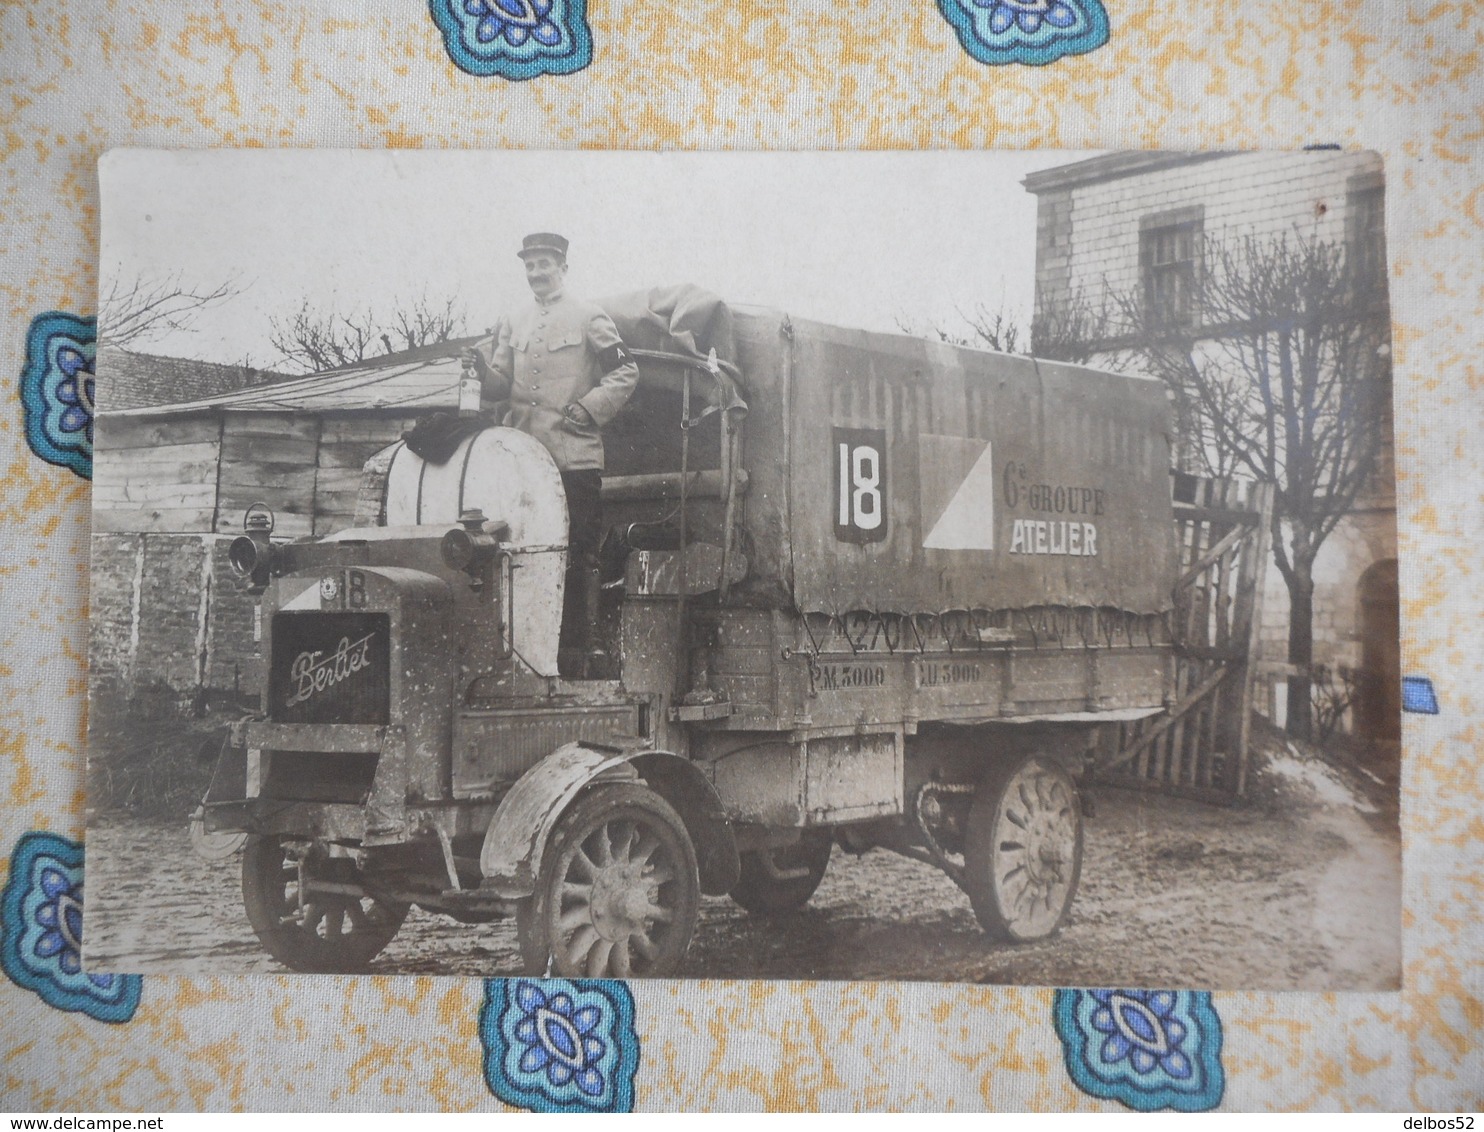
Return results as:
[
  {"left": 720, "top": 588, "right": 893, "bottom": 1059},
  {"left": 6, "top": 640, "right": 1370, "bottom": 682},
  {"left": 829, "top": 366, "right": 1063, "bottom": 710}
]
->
[
  {"left": 94, "top": 341, "right": 474, "bottom": 539},
  {"left": 90, "top": 343, "right": 471, "bottom": 705}
]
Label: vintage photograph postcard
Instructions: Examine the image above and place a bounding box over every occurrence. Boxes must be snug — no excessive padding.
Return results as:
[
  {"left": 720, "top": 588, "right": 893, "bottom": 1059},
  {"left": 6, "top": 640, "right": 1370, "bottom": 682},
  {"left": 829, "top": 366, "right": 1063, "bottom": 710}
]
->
[{"left": 84, "top": 149, "right": 1400, "bottom": 988}]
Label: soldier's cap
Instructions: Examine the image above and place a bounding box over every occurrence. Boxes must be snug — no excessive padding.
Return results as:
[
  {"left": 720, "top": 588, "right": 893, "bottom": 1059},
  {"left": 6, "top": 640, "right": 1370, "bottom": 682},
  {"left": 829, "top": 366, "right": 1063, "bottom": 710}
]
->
[{"left": 517, "top": 232, "right": 569, "bottom": 261}]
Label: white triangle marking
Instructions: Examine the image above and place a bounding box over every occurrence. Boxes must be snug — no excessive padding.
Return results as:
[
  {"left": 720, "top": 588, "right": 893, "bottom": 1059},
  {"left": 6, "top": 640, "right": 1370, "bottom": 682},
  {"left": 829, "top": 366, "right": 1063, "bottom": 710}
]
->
[
  {"left": 280, "top": 580, "right": 320, "bottom": 611},
  {"left": 923, "top": 442, "right": 995, "bottom": 550}
]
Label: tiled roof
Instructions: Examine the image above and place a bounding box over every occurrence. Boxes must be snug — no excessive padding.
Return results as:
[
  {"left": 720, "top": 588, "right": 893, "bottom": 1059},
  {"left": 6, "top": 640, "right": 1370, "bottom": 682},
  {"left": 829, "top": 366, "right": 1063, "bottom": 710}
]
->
[
  {"left": 98, "top": 347, "right": 296, "bottom": 411},
  {"left": 105, "top": 337, "right": 482, "bottom": 418}
]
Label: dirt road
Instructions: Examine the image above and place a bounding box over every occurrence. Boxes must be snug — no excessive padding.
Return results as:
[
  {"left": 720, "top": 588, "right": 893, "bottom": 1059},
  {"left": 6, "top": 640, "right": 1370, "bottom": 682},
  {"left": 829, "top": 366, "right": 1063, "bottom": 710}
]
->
[{"left": 85, "top": 762, "right": 1400, "bottom": 989}]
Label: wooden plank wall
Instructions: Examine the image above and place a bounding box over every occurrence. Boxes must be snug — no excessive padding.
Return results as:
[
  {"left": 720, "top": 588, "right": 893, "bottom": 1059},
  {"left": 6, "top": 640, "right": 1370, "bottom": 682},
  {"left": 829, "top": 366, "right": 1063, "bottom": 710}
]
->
[
  {"left": 215, "top": 412, "right": 319, "bottom": 538},
  {"left": 93, "top": 412, "right": 413, "bottom": 537},
  {"left": 314, "top": 418, "right": 409, "bottom": 536},
  {"left": 92, "top": 416, "right": 222, "bottom": 533},
  {"left": 1106, "top": 476, "right": 1273, "bottom": 802}
]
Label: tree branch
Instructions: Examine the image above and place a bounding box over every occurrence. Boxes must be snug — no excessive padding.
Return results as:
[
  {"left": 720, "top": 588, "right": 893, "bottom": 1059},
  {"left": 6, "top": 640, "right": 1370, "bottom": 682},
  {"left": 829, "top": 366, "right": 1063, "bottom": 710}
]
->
[{"left": 268, "top": 294, "right": 469, "bottom": 374}]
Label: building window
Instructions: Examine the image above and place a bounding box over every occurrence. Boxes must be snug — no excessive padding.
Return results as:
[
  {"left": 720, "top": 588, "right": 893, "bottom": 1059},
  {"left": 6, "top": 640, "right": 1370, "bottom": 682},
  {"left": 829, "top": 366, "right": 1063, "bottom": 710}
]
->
[
  {"left": 1346, "top": 174, "right": 1386, "bottom": 294},
  {"left": 1140, "top": 206, "right": 1204, "bottom": 331}
]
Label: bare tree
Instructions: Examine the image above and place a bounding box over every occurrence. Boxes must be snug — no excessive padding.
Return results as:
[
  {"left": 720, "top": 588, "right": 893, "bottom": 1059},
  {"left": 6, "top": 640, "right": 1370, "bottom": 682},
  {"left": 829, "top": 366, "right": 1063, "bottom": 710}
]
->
[
  {"left": 269, "top": 293, "right": 467, "bottom": 373},
  {"left": 99, "top": 269, "right": 242, "bottom": 350},
  {"left": 896, "top": 289, "right": 1118, "bottom": 365},
  {"left": 1119, "top": 229, "right": 1392, "bottom": 740},
  {"left": 894, "top": 300, "right": 1028, "bottom": 352},
  {"left": 957, "top": 304, "right": 1025, "bottom": 354},
  {"left": 1030, "top": 286, "right": 1124, "bottom": 367}
]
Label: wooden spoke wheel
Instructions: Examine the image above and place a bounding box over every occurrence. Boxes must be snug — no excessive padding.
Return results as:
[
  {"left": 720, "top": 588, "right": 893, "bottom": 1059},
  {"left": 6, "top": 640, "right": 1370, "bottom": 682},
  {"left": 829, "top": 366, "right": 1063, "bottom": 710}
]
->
[
  {"left": 517, "top": 783, "right": 699, "bottom": 978},
  {"left": 241, "top": 836, "right": 408, "bottom": 973},
  {"left": 728, "top": 829, "right": 833, "bottom": 915},
  {"left": 963, "top": 755, "right": 1083, "bottom": 942}
]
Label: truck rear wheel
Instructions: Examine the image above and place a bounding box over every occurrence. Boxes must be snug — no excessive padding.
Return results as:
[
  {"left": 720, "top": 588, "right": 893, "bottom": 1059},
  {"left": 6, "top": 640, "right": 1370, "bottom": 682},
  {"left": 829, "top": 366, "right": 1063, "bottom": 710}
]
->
[
  {"left": 728, "top": 830, "right": 833, "bottom": 915},
  {"left": 516, "top": 783, "right": 700, "bottom": 978},
  {"left": 963, "top": 755, "right": 1083, "bottom": 943},
  {"left": 242, "top": 836, "right": 408, "bottom": 973}
]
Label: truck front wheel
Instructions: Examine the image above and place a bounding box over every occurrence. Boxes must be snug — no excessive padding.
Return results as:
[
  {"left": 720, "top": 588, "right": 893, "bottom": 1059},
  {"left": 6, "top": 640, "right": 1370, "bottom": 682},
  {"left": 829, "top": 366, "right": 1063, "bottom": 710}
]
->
[
  {"left": 962, "top": 755, "right": 1083, "bottom": 943},
  {"left": 241, "top": 836, "right": 409, "bottom": 973},
  {"left": 516, "top": 783, "right": 700, "bottom": 978}
]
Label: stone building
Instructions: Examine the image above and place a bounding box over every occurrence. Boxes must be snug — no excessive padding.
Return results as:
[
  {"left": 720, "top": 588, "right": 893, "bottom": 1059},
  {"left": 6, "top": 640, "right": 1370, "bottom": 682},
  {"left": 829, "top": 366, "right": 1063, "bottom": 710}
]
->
[{"left": 1023, "top": 151, "right": 1398, "bottom": 745}]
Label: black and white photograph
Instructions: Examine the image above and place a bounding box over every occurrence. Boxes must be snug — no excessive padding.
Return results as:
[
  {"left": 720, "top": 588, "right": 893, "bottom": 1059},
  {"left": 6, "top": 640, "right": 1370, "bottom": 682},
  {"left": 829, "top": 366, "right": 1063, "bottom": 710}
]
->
[{"left": 84, "top": 149, "right": 1401, "bottom": 988}]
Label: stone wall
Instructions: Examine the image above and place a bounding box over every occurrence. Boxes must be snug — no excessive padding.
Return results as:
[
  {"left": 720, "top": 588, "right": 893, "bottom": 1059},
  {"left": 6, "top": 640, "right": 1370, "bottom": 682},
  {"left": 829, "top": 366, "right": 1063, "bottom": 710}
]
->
[
  {"left": 1255, "top": 508, "right": 1398, "bottom": 733},
  {"left": 89, "top": 532, "right": 262, "bottom": 713}
]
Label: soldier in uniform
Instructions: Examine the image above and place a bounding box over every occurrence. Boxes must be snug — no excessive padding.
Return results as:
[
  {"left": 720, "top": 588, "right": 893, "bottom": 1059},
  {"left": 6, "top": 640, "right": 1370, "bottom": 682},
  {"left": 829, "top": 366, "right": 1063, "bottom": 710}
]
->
[{"left": 463, "top": 232, "right": 639, "bottom": 677}]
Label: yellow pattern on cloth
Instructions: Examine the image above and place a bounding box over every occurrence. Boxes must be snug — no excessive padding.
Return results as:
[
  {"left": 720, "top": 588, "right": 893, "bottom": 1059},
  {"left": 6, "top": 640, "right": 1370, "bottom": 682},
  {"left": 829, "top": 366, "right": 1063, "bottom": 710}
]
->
[{"left": 0, "top": 0, "right": 1479, "bottom": 1112}]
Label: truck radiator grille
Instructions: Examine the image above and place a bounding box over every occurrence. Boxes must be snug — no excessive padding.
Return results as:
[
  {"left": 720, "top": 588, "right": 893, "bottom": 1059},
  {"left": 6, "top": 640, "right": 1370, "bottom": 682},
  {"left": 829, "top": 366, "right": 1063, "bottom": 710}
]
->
[{"left": 269, "top": 612, "right": 390, "bottom": 725}]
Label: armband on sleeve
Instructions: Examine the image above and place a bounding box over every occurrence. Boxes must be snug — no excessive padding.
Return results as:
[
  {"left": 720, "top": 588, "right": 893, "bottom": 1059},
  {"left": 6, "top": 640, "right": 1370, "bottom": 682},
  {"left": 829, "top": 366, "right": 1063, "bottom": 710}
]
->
[{"left": 597, "top": 343, "right": 634, "bottom": 373}]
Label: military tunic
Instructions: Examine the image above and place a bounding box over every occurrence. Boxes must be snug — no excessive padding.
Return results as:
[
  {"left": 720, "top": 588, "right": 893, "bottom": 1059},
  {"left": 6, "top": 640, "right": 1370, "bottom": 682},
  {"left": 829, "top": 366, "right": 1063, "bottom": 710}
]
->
[{"left": 471, "top": 291, "right": 638, "bottom": 472}]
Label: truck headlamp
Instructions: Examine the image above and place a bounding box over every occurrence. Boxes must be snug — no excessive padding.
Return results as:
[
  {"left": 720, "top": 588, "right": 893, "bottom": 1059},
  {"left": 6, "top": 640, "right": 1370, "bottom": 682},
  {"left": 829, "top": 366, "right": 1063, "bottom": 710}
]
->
[
  {"left": 229, "top": 503, "right": 277, "bottom": 591},
  {"left": 442, "top": 509, "right": 509, "bottom": 587}
]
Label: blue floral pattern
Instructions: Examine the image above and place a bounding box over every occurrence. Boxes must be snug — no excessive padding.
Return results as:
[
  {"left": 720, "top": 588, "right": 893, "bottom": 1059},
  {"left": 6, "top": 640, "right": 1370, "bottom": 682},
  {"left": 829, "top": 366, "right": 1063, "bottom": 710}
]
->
[
  {"left": 1401, "top": 675, "right": 1439, "bottom": 714},
  {"left": 1054, "top": 989, "right": 1224, "bottom": 1111},
  {"left": 1, "top": 833, "right": 142, "bottom": 1024},
  {"left": 936, "top": 0, "right": 1109, "bottom": 66},
  {"left": 19, "top": 312, "right": 96, "bottom": 480},
  {"left": 480, "top": 978, "right": 638, "bottom": 1112},
  {"left": 429, "top": 0, "right": 592, "bottom": 79}
]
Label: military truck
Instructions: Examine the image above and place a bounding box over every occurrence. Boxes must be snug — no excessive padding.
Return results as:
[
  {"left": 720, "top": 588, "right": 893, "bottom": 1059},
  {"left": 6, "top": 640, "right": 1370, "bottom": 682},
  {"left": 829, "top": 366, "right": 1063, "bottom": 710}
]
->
[{"left": 202, "top": 287, "right": 1179, "bottom": 976}]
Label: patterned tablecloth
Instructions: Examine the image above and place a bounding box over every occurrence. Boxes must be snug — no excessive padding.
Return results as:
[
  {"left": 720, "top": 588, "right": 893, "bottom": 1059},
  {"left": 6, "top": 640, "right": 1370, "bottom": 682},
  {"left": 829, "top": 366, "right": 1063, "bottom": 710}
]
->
[{"left": 1, "top": 1, "right": 1479, "bottom": 1112}]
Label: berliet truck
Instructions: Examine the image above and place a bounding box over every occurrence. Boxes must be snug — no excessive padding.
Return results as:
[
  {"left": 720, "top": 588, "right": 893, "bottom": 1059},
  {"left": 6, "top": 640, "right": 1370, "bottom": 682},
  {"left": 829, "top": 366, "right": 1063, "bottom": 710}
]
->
[{"left": 202, "top": 286, "right": 1180, "bottom": 976}]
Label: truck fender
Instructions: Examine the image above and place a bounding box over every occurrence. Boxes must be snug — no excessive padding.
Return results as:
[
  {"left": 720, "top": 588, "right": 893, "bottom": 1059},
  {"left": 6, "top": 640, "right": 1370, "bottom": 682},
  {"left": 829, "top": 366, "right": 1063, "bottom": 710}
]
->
[
  {"left": 478, "top": 741, "right": 740, "bottom": 900},
  {"left": 629, "top": 750, "right": 741, "bottom": 896}
]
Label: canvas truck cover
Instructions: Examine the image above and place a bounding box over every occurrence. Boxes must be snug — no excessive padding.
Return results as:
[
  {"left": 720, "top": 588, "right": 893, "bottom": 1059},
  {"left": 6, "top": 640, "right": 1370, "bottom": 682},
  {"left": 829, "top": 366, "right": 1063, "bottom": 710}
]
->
[
  {"left": 733, "top": 310, "right": 1177, "bottom": 618},
  {"left": 599, "top": 285, "right": 742, "bottom": 372},
  {"left": 599, "top": 288, "right": 1177, "bottom": 618}
]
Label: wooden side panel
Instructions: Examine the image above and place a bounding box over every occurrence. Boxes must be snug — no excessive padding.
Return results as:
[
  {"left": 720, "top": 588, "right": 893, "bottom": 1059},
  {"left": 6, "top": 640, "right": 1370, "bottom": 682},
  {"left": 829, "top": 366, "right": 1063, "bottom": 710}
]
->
[
  {"left": 92, "top": 481, "right": 218, "bottom": 507},
  {"left": 216, "top": 413, "right": 319, "bottom": 538},
  {"left": 706, "top": 602, "right": 1172, "bottom": 733},
  {"left": 707, "top": 609, "right": 778, "bottom": 724},
  {"left": 91, "top": 417, "right": 223, "bottom": 533},
  {"left": 804, "top": 731, "right": 903, "bottom": 823},
  {"left": 95, "top": 416, "right": 219, "bottom": 450},
  {"left": 709, "top": 742, "right": 805, "bottom": 826},
  {"left": 314, "top": 419, "right": 408, "bottom": 536},
  {"left": 92, "top": 506, "right": 218, "bottom": 534},
  {"left": 704, "top": 730, "right": 903, "bottom": 828}
]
